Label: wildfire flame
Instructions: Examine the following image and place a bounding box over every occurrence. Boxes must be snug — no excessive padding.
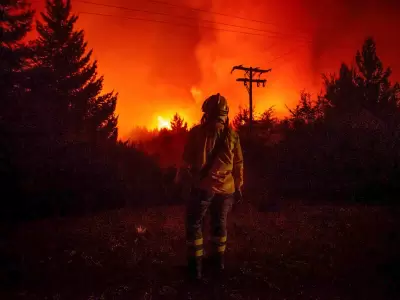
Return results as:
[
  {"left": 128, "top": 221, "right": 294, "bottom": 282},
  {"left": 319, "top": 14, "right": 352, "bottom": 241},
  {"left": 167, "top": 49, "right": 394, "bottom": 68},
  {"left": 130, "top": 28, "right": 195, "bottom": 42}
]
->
[
  {"left": 157, "top": 116, "right": 171, "bottom": 130},
  {"left": 29, "top": 0, "right": 400, "bottom": 138}
]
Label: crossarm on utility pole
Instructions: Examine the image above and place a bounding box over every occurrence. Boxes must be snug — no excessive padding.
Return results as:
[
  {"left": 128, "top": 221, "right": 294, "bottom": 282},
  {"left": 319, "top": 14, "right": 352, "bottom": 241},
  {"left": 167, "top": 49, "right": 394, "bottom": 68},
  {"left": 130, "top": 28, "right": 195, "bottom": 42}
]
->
[
  {"left": 237, "top": 78, "right": 266, "bottom": 88},
  {"left": 232, "top": 65, "right": 272, "bottom": 74},
  {"left": 231, "top": 65, "right": 245, "bottom": 73},
  {"left": 253, "top": 68, "right": 272, "bottom": 74},
  {"left": 236, "top": 78, "right": 266, "bottom": 84}
]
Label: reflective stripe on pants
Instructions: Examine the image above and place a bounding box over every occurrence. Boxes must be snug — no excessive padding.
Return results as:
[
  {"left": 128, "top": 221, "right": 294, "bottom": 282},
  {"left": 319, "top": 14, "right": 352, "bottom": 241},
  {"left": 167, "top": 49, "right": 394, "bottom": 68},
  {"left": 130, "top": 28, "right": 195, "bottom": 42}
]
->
[
  {"left": 187, "top": 238, "right": 204, "bottom": 257},
  {"left": 186, "top": 188, "right": 233, "bottom": 257},
  {"left": 211, "top": 235, "right": 227, "bottom": 253}
]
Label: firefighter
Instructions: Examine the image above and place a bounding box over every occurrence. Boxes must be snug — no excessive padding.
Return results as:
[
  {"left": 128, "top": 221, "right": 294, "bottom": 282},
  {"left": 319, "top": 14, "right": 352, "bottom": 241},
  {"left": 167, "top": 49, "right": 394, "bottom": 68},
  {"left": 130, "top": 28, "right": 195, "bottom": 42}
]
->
[{"left": 178, "top": 93, "right": 244, "bottom": 280}]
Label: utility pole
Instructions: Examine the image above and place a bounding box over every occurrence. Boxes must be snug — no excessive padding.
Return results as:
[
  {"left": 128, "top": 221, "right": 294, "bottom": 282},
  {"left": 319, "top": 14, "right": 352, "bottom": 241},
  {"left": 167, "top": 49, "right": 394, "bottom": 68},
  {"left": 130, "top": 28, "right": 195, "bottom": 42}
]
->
[{"left": 231, "top": 65, "right": 271, "bottom": 130}]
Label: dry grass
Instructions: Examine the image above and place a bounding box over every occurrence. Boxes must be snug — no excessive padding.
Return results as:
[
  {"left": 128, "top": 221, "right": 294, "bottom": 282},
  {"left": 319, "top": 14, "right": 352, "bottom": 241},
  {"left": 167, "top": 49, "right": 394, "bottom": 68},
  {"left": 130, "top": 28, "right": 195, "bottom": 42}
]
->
[{"left": 1, "top": 202, "right": 399, "bottom": 299}]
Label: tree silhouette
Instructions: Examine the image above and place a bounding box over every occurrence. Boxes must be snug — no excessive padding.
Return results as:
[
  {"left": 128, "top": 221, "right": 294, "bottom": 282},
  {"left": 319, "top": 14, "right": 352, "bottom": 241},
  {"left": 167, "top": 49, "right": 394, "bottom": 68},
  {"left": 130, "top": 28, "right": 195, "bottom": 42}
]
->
[
  {"left": 34, "top": 0, "right": 118, "bottom": 143},
  {"left": 323, "top": 37, "right": 400, "bottom": 120},
  {"left": 323, "top": 63, "right": 361, "bottom": 113},
  {"left": 259, "top": 106, "right": 278, "bottom": 129},
  {"left": 0, "top": 0, "right": 34, "bottom": 209},
  {"left": 287, "top": 91, "right": 324, "bottom": 126},
  {"left": 0, "top": 0, "right": 34, "bottom": 125},
  {"left": 232, "top": 106, "right": 250, "bottom": 130},
  {"left": 170, "top": 113, "right": 187, "bottom": 133},
  {"left": 355, "top": 38, "right": 400, "bottom": 118}
]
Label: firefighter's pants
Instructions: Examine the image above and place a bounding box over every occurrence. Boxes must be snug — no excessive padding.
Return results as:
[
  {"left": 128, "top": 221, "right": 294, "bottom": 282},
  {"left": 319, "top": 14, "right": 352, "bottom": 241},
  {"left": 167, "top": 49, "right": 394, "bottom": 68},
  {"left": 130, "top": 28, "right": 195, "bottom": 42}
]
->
[{"left": 186, "top": 188, "right": 233, "bottom": 258}]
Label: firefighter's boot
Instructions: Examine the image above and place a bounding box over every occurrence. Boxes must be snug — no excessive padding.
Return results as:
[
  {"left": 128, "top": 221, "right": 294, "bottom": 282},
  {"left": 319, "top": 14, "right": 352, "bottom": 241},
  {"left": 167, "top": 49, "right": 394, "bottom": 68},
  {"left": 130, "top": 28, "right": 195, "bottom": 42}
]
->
[{"left": 187, "top": 257, "right": 202, "bottom": 280}]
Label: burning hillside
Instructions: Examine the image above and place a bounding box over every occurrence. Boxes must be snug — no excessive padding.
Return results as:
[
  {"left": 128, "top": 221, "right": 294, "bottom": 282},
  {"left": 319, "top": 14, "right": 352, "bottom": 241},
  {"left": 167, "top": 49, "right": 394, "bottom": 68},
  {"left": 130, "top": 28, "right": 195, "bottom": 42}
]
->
[{"left": 29, "top": 0, "right": 400, "bottom": 138}]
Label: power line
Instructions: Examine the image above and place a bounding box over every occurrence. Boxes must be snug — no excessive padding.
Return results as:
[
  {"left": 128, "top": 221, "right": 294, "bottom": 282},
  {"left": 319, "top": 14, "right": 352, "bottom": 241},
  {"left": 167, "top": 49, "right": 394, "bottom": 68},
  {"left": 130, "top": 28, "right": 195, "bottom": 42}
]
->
[
  {"left": 29, "top": 0, "right": 311, "bottom": 41},
  {"left": 77, "top": 11, "right": 269, "bottom": 36},
  {"left": 74, "top": 0, "right": 311, "bottom": 42},
  {"left": 75, "top": 11, "right": 314, "bottom": 72},
  {"left": 79, "top": 8, "right": 310, "bottom": 67},
  {"left": 30, "top": 1, "right": 314, "bottom": 53},
  {"left": 31, "top": 0, "right": 312, "bottom": 60},
  {"left": 266, "top": 45, "right": 307, "bottom": 64},
  {"left": 146, "top": 0, "right": 291, "bottom": 28},
  {"left": 76, "top": 11, "right": 314, "bottom": 41}
]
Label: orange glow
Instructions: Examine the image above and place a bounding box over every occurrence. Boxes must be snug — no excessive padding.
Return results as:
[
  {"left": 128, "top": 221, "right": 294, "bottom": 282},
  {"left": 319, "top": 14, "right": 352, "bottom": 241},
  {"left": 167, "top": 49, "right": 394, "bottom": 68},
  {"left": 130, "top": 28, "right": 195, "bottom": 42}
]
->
[
  {"left": 157, "top": 116, "right": 171, "bottom": 130},
  {"left": 153, "top": 111, "right": 193, "bottom": 131},
  {"left": 29, "top": 0, "right": 400, "bottom": 140}
]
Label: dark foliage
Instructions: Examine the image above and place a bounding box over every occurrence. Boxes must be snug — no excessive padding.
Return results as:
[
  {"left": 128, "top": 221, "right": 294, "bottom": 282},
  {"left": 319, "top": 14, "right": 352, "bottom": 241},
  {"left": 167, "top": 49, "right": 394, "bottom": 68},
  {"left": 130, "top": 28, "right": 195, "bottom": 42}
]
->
[
  {"left": 32, "top": 0, "right": 118, "bottom": 143},
  {"left": 238, "top": 38, "right": 400, "bottom": 204},
  {"left": 132, "top": 114, "right": 189, "bottom": 168},
  {"left": 1, "top": 0, "right": 34, "bottom": 216},
  {"left": 0, "top": 0, "right": 34, "bottom": 137},
  {"left": 323, "top": 38, "right": 400, "bottom": 121},
  {"left": 0, "top": 1, "right": 162, "bottom": 221},
  {"left": 232, "top": 106, "right": 251, "bottom": 132},
  {"left": 2, "top": 4, "right": 400, "bottom": 226},
  {"left": 170, "top": 113, "right": 188, "bottom": 134},
  {"left": 0, "top": 0, "right": 33, "bottom": 98}
]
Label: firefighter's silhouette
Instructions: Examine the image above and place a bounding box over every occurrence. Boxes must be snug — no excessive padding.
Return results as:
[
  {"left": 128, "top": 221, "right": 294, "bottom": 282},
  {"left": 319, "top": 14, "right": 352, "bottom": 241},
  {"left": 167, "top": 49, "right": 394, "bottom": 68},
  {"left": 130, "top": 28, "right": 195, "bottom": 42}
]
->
[{"left": 178, "top": 93, "right": 244, "bottom": 279}]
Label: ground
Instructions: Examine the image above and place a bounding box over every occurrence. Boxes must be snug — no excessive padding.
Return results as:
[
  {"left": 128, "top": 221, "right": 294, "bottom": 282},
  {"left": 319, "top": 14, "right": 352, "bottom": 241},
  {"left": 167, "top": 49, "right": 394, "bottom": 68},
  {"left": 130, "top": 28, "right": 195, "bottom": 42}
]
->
[{"left": 1, "top": 201, "right": 399, "bottom": 300}]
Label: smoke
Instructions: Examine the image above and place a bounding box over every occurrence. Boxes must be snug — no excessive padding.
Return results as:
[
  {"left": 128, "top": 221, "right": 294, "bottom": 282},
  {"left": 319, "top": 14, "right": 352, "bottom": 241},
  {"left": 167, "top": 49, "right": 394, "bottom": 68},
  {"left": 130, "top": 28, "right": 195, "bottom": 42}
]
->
[
  {"left": 30, "top": 0, "right": 400, "bottom": 138},
  {"left": 303, "top": 0, "right": 400, "bottom": 79},
  {"left": 193, "top": 0, "right": 400, "bottom": 122}
]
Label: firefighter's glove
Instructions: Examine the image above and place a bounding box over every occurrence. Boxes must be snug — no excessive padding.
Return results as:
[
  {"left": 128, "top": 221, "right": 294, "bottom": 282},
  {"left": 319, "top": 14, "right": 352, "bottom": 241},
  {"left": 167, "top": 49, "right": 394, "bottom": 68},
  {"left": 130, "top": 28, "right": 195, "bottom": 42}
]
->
[{"left": 234, "top": 189, "right": 243, "bottom": 204}]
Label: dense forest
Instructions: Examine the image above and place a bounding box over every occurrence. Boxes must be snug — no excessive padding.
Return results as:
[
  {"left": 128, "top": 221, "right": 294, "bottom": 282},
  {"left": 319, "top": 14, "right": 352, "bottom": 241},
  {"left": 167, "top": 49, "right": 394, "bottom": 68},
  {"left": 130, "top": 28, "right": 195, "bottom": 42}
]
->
[{"left": 2, "top": 0, "right": 400, "bottom": 221}]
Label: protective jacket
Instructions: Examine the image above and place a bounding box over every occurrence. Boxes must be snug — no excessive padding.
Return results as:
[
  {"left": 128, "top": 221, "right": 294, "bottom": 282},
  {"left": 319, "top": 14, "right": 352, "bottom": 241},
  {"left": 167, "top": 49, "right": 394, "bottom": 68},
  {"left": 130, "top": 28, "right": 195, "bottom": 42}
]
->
[{"left": 182, "top": 120, "right": 243, "bottom": 194}]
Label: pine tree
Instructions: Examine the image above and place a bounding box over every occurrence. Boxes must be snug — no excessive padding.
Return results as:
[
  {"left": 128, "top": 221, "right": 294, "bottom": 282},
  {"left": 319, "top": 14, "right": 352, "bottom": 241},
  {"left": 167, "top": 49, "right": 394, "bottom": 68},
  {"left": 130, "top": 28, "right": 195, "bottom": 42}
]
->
[
  {"left": 0, "top": 0, "right": 34, "bottom": 120},
  {"left": 323, "top": 37, "right": 400, "bottom": 119},
  {"left": 170, "top": 113, "right": 187, "bottom": 133},
  {"left": 287, "top": 91, "right": 324, "bottom": 125},
  {"left": 355, "top": 38, "right": 400, "bottom": 118},
  {"left": 323, "top": 63, "right": 362, "bottom": 113},
  {"left": 232, "top": 106, "right": 250, "bottom": 130},
  {"left": 34, "top": 0, "right": 118, "bottom": 143},
  {"left": 260, "top": 106, "right": 278, "bottom": 129},
  {"left": 0, "top": 0, "right": 34, "bottom": 208}
]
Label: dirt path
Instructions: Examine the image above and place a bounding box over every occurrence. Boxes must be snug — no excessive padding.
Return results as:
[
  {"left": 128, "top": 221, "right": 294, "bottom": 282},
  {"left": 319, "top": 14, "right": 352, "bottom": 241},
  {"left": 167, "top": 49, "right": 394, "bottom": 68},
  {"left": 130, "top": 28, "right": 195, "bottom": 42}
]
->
[{"left": 1, "top": 203, "right": 399, "bottom": 299}]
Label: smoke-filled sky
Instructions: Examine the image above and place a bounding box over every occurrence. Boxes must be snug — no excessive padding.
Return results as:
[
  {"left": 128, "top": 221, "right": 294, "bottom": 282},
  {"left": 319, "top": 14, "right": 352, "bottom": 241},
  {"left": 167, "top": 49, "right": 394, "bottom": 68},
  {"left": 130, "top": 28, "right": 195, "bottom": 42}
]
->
[{"left": 30, "top": 0, "right": 400, "bottom": 138}]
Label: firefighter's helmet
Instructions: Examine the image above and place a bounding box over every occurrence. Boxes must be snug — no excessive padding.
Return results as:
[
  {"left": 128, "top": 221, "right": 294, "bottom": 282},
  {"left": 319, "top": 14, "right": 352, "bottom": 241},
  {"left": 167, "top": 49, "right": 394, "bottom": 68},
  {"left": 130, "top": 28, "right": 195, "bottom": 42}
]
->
[{"left": 202, "top": 93, "right": 229, "bottom": 116}]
